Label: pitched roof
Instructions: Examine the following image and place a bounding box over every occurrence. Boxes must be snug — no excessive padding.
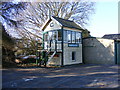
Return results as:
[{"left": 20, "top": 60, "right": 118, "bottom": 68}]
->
[
  {"left": 102, "top": 34, "right": 120, "bottom": 40},
  {"left": 41, "top": 16, "right": 84, "bottom": 31},
  {"left": 52, "top": 16, "right": 83, "bottom": 30}
]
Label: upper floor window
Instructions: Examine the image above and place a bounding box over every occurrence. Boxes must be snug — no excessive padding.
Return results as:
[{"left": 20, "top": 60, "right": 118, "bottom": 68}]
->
[
  {"left": 76, "top": 32, "right": 81, "bottom": 43},
  {"left": 52, "top": 31, "right": 57, "bottom": 40},
  {"left": 66, "top": 30, "right": 81, "bottom": 43},
  {"left": 67, "top": 31, "right": 72, "bottom": 43},
  {"left": 44, "top": 32, "right": 48, "bottom": 41},
  {"left": 64, "top": 30, "right": 67, "bottom": 42},
  {"left": 48, "top": 31, "right": 53, "bottom": 40},
  {"left": 48, "top": 31, "right": 57, "bottom": 41},
  {"left": 44, "top": 30, "right": 82, "bottom": 43},
  {"left": 58, "top": 30, "right": 62, "bottom": 41},
  {"left": 47, "top": 30, "right": 60, "bottom": 41},
  {"left": 72, "top": 31, "right": 76, "bottom": 43}
]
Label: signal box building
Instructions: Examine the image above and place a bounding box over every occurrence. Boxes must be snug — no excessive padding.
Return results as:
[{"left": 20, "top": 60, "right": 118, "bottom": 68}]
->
[{"left": 41, "top": 16, "right": 84, "bottom": 66}]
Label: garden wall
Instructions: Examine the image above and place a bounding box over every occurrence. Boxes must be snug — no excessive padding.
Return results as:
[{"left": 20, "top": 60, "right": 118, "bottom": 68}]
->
[{"left": 83, "top": 37, "right": 115, "bottom": 64}]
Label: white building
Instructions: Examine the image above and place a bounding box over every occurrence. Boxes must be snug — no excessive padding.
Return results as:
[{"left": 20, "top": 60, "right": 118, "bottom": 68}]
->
[{"left": 41, "top": 16, "right": 84, "bottom": 66}]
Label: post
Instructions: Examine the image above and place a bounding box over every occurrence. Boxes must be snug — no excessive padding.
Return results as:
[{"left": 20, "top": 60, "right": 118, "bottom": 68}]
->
[
  {"left": 50, "top": 39, "right": 52, "bottom": 52},
  {"left": 61, "top": 27, "right": 64, "bottom": 66},
  {"left": 39, "top": 51, "right": 41, "bottom": 67},
  {"left": 55, "top": 39, "right": 57, "bottom": 52},
  {"left": 81, "top": 32, "right": 84, "bottom": 64},
  {"left": 36, "top": 38, "right": 38, "bottom": 66}
]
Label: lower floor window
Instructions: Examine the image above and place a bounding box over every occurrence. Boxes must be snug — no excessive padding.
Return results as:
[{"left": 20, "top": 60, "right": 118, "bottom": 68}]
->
[{"left": 72, "top": 51, "right": 76, "bottom": 61}]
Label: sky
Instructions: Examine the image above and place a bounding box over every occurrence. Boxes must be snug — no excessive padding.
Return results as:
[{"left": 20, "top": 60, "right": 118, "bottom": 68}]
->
[
  {"left": 86, "top": 1, "right": 118, "bottom": 37},
  {"left": 1, "top": 0, "right": 119, "bottom": 38}
]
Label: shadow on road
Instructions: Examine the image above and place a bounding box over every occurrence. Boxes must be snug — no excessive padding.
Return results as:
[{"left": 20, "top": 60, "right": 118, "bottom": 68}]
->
[{"left": 2, "top": 64, "right": 119, "bottom": 88}]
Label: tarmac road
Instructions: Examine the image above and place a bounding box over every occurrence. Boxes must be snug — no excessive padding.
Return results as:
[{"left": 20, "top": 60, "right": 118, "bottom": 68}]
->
[{"left": 2, "top": 64, "right": 120, "bottom": 88}]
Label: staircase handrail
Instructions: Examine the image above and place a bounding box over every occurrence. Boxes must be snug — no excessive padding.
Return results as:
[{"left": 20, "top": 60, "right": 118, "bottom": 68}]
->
[{"left": 47, "top": 51, "right": 56, "bottom": 64}]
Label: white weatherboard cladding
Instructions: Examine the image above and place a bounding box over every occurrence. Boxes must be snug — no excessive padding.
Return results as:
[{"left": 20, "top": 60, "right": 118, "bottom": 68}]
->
[
  {"left": 44, "top": 19, "right": 61, "bottom": 32},
  {"left": 63, "top": 27, "right": 82, "bottom": 32}
]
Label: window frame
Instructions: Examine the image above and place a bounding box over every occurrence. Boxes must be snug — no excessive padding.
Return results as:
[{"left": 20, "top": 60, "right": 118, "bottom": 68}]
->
[
  {"left": 64, "top": 30, "right": 68, "bottom": 43},
  {"left": 44, "top": 30, "right": 82, "bottom": 44},
  {"left": 57, "top": 30, "right": 62, "bottom": 42},
  {"left": 67, "top": 30, "right": 72, "bottom": 43},
  {"left": 72, "top": 31, "right": 76, "bottom": 43},
  {"left": 43, "top": 32, "right": 48, "bottom": 42},
  {"left": 75, "top": 32, "right": 82, "bottom": 43},
  {"left": 65, "top": 30, "right": 82, "bottom": 44},
  {"left": 72, "top": 51, "right": 76, "bottom": 61}
]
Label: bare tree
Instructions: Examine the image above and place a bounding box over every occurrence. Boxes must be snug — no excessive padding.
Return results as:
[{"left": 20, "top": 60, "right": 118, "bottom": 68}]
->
[
  {"left": 0, "top": 2, "right": 27, "bottom": 27},
  {"left": 18, "top": 1, "right": 95, "bottom": 39},
  {"left": 0, "top": 2, "right": 28, "bottom": 67},
  {"left": 1, "top": 1, "right": 95, "bottom": 55}
]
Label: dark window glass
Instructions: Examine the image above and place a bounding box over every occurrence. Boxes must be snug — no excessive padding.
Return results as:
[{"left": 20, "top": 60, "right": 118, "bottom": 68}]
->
[
  {"left": 64, "top": 30, "right": 67, "bottom": 42},
  {"left": 72, "top": 52, "right": 76, "bottom": 61},
  {"left": 58, "top": 30, "right": 62, "bottom": 41},
  {"left": 53, "top": 31, "right": 57, "bottom": 40}
]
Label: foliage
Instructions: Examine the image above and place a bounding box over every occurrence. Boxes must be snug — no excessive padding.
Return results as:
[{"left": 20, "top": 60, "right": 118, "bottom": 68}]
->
[
  {"left": 0, "top": 2, "right": 27, "bottom": 67},
  {"left": 82, "top": 29, "right": 91, "bottom": 38},
  {"left": 1, "top": 23, "right": 16, "bottom": 67},
  {"left": 15, "top": 38, "right": 37, "bottom": 56}
]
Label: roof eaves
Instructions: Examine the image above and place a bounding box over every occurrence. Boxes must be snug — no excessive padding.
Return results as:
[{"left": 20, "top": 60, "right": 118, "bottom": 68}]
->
[
  {"left": 63, "top": 26, "right": 84, "bottom": 31},
  {"left": 41, "top": 18, "right": 52, "bottom": 31}
]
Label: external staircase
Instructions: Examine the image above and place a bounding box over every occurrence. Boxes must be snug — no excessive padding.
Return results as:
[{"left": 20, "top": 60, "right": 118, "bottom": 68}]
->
[{"left": 36, "top": 40, "right": 58, "bottom": 67}]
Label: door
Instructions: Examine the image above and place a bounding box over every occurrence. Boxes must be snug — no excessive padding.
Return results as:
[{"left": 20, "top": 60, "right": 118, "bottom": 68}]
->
[
  {"left": 117, "top": 41, "right": 120, "bottom": 65},
  {"left": 115, "top": 41, "right": 120, "bottom": 65}
]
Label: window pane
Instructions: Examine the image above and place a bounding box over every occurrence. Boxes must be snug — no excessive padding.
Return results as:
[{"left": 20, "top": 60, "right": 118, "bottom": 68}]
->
[
  {"left": 76, "top": 32, "right": 81, "bottom": 43},
  {"left": 48, "top": 31, "right": 53, "bottom": 40},
  {"left": 64, "top": 30, "right": 67, "bottom": 42},
  {"left": 53, "top": 31, "right": 57, "bottom": 40},
  {"left": 72, "top": 52, "right": 76, "bottom": 61},
  {"left": 72, "top": 31, "right": 75, "bottom": 43},
  {"left": 58, "top": 30, "right": 62, "bottom": 41},
  {"left": 44, "top": 33, "right": 48, "bottom": 41},
  {"left": 67, "top": 31, "right": 71, "bottom": 43},
  {"left": 48, "top": 31, "right": 57, "bottom": 41}
]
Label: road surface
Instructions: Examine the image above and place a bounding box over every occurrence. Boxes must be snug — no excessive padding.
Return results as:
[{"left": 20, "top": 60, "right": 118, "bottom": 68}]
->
[{"left": 2, "top": 64, "right": 120, "bottom": 88}]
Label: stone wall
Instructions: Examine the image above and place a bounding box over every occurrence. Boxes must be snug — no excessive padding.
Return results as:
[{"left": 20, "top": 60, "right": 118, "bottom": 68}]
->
[{"left": 83, "top": 38, "right": 115, "bottom": 64}]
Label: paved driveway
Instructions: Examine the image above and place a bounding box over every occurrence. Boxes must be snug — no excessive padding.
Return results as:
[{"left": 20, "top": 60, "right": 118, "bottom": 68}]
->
[{"left": 2, "top": 64, "right": 120, "bottom": 88}]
